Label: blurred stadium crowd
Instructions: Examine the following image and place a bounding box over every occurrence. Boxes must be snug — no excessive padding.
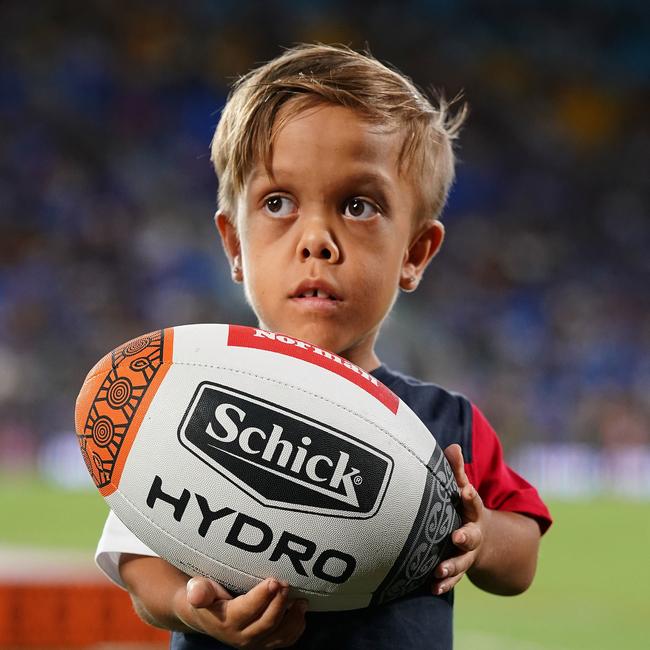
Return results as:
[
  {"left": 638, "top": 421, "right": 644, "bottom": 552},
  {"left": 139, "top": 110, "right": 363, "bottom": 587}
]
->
[{"left": 1, "top": 1, "right": 648, "bottom": 484}]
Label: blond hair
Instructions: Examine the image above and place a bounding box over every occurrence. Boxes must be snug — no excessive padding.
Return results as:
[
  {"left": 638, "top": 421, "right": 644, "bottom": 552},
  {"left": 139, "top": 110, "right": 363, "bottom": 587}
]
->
[{"left": 211, "top": 43, "right": 467, "bottom": 224}]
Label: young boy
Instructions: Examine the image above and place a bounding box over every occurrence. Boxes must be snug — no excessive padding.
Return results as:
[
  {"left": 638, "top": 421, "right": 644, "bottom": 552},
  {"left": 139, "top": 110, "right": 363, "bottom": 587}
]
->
[{"left": 96, "top": 44, "right": 552, "bottom": 649}]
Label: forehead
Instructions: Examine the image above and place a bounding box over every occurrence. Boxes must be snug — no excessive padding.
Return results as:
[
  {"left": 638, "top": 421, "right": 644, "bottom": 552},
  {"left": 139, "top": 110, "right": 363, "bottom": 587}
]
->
[{"left": 252, "top": 103, "right": 408, "bottom": 184}]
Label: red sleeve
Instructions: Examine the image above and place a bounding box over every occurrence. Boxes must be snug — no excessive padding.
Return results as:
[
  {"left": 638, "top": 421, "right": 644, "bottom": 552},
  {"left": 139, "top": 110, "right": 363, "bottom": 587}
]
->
[{"left": 464, "top": 404, "right": 552, "bottom": 534}]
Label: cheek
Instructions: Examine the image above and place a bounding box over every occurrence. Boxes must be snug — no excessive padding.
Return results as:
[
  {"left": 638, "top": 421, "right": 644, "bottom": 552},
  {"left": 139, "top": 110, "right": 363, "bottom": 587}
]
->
[
  {"left": 240, "top": 231, "right": 271, "bottom": 275},
  {"left": 360, "top": 240, "right": 406, "bottom": 283},
  {"left": 243, "top": 265, "right": 271, "bottom": 303},
  {"left": 352, "top": 258, "right": 400, "bottom": 308},
  {"left": 242, "top": 220, "right": 294, "bottom": 263}
]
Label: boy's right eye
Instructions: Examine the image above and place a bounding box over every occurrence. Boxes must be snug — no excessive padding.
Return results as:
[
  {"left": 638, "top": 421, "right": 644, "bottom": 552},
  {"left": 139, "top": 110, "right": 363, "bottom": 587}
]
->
[{"left": 263, "top": 195, "right": 296, "bottom": 217}]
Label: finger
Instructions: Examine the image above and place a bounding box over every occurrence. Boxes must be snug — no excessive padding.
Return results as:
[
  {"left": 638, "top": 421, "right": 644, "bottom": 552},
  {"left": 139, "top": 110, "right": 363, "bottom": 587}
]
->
[
  {"left": 444, "top": 444, "right": 469, "bottom": 489},
  {"left": 241, "top": 584, "right": 290, "bottom": 639},
  {"left": 262, "top": 599, "right": 308, "bottom": 649},
  {"left": 433, "top": 569, "right": 467, "bottom": 595},
  {"left": 433, "top": 521, "right": 482, "bottom": 580},
  {"left": 435, "top": 547, "right": 477, "bottom": 582},
  {"left": 457, "top": 482, "right": 483, "bottom": 523},
  {"left": 432, "top": 551, "right": 477, "bottom": 594},
  {"left": 451, "top": 520, "right": 482, "bottom": 551},
  {"left": 186, "top": 577, "right": 233, "bottom": 608},
  {"left": 226, "top": 578, "right": 286, "bottom": 629}
]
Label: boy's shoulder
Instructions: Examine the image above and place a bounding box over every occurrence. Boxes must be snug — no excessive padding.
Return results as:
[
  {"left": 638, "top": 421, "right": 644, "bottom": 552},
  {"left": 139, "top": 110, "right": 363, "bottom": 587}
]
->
[
  {"left": 372, "top": 363, "right": 466, "bottom": 396},
  {"left": 370, "top": 364, "right": 474, "bottom": 461},
  {"left": 373, "top": 364, "right": 553, "bottom": 535}
]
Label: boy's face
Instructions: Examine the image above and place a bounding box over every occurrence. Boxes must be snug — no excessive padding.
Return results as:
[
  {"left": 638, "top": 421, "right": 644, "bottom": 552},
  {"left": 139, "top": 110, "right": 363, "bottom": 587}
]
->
[{"left": 217, "top": 103, "right": 443, "bottom": 370}]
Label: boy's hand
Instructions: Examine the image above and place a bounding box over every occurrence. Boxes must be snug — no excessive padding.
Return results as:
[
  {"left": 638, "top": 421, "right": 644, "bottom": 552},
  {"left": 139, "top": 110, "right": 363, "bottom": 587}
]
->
[
  {"left": 178, "top": 576, "right": 308, "bottom": 649},
  {"left": 431, "top": 444, "right": 487, "bottom": 596}
]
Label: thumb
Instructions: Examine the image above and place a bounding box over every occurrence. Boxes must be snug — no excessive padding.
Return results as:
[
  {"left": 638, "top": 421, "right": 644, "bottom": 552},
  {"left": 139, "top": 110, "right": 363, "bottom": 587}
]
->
[
  {"left": 444, "top": 443, "right": 469, "bottom": 489},
  {"left": 458, "top": 482, "right": 483, "bottom": 524},
  {"left": 186, "top": 576, "right": 233, "bottom": 608}
]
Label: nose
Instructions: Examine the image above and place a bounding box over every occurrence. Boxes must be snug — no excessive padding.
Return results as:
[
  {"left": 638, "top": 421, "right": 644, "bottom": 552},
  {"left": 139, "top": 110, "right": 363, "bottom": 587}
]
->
[{"left": 296, "top": 217, "right": 340, "bottom": 263}]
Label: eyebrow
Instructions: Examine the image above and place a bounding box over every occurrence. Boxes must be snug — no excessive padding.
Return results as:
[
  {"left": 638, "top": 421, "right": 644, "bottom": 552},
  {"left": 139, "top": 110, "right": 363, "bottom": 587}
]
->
[
  {"left": 250, "top": 167, "right": 393, "bottom": 190},
  {"left": 340, "top": 171, "right": 393, "bottom": 189}
]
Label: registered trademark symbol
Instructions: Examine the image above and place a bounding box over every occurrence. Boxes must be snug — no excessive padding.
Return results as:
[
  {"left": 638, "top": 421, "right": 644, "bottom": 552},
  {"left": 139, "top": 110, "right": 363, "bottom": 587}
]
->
[{"left": 354, "top": 475, "right": 363, "bottom": 485}]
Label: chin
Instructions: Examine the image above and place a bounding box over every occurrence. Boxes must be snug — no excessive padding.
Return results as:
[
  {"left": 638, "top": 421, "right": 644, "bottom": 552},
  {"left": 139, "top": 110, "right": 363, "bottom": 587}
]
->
[
  {"left": 270, "top": 322, "right": 343, "bottom": 354},
  {"left": 296, "top": 329, "right": 340, "bottom": 352}
]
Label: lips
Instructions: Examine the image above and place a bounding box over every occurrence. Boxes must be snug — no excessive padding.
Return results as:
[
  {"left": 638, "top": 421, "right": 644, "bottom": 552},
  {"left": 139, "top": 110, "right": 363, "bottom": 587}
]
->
[
  {"left": 297, "top": 288, "right": 337, "bottom": 300},
  {"left": 291, "top": 281, "right": 342, "bottom": 301}
]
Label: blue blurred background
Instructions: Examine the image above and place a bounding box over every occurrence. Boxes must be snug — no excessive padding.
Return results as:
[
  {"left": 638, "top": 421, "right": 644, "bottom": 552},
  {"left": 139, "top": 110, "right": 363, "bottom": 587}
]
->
[{"left": 1, "top": 0, "right": 648, "bottom": 497}]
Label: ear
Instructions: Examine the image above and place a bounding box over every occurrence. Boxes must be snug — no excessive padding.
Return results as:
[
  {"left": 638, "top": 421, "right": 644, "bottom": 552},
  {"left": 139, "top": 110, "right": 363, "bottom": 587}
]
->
[
  {"left": 215, "top": 211, "right": 243, "bottom": 283},
  {"left": 399, "top": 220, "right": 445, "bottom": 292}
]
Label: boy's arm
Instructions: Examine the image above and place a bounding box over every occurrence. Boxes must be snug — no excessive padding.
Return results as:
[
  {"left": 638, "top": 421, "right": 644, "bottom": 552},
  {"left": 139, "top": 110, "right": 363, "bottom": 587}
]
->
[
  {"left": 120, "top": 554, "right": 307, "bottom": 649},
  {"left": 431, "top": 445, "right": 542, "bottom": 597}
]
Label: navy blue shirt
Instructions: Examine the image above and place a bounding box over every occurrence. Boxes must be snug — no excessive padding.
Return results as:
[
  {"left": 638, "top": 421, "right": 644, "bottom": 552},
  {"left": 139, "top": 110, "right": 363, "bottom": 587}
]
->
[{"left": 170, "top": 364, "right": 551, "bottom": 650}]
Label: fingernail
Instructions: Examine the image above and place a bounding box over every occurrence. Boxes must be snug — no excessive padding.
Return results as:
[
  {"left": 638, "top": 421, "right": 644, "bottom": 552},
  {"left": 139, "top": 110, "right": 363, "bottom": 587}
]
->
[
  {"left": 456, "top": 532, "right": 466, "bottom": 544},
  {"left": 439, "top": 566, "right": 448, "bottom": 578},
  {"left": 267, "top": 579, "right": 279, "bottom": 595}
]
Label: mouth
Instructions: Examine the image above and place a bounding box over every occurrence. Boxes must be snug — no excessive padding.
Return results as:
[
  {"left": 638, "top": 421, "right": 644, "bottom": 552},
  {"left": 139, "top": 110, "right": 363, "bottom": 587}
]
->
[
  {"left": 294, "top": 288, "right": 339, "bottom": 301},
  {"left": 290, "top": 281, "right": 342, "bottom": 302}
]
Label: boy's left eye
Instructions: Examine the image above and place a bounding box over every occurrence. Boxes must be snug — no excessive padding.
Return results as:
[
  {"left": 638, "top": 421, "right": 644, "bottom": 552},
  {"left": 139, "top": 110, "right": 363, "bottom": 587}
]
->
[{"left": 343, "top": 198, "right": 379, "bottom": 220}]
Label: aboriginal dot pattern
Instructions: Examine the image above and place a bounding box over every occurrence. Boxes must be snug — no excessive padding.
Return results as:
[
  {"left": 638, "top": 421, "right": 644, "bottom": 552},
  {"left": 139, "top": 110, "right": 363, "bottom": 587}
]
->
[{"left": 77, "top": 331, "right": 165, "bottom": 489}]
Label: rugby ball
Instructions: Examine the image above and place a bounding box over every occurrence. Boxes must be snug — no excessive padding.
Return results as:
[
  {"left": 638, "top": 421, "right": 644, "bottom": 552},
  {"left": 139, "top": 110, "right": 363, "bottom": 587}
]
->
[{"left": 75, "top": 324, "right": 461, "bottom": 611}]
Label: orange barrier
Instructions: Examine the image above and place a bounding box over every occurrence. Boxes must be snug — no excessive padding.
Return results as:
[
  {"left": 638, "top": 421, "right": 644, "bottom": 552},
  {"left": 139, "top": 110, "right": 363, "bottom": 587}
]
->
[{"left": 0, "top": 582, "right": 168, "bottom": 648}]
